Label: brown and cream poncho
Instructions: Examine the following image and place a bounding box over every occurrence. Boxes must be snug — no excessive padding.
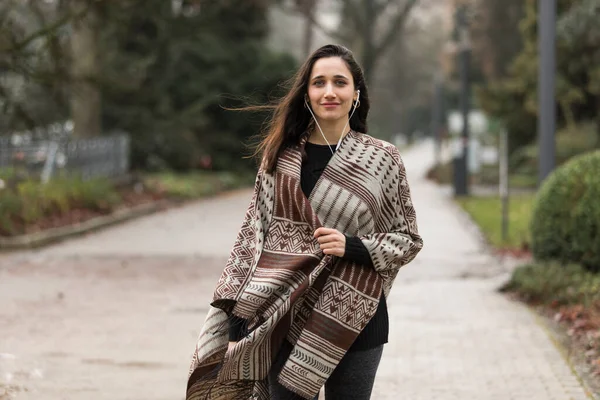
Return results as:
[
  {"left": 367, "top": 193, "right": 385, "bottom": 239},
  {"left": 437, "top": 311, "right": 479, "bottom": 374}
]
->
[{"left": 186, "top": 131, "right": 423, "bottom": 400}]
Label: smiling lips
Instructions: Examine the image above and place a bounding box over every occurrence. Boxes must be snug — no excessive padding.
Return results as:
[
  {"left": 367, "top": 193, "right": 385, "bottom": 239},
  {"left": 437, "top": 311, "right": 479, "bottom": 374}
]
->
[{"left": 321, "top": 103, "right": 340, "bottom": 108}]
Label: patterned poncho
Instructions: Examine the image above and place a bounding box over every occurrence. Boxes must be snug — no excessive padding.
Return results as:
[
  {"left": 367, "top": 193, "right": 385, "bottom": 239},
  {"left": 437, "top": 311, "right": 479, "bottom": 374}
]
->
[{"left": 186, "top": 131, "right": 423, "bottom": 399}]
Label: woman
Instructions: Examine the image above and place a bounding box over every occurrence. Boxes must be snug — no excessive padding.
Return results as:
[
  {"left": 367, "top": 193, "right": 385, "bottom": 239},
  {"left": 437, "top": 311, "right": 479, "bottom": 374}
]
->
[{"left": 186, "top": 44, "right": 423, "bottom": 400}]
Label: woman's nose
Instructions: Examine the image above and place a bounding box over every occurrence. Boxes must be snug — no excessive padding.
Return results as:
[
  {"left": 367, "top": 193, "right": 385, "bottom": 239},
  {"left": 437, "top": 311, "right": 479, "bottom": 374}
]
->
[{"left": 324, "top": 83, "right": 336, "bottom": 97}]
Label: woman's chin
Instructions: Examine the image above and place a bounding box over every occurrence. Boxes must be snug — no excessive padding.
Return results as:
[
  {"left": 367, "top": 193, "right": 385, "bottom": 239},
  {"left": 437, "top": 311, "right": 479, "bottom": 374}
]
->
[{"left": 315, "top": 112, "right": 346, "bottom": 122}]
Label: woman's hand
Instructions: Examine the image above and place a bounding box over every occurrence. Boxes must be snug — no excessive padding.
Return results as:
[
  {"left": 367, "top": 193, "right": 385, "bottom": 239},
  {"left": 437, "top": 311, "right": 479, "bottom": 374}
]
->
[
  {"left": 314, "top": 227, "right": 346, "bottom": 257},
  {"left": 227, "top": 341, "right": 237, "bottom": 353}
]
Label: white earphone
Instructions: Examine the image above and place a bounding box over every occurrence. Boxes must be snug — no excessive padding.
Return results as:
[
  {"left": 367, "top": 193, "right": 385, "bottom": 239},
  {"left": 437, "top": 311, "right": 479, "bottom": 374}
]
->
[{"left": 305, "top": 88, "right": 361, "bottom": 155}]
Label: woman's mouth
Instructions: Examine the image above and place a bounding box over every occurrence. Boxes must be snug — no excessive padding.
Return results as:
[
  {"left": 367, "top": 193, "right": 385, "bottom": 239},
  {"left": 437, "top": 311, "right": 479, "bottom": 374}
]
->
[{"left": 322, "top": 103, "right": 340, "bottom": 109}]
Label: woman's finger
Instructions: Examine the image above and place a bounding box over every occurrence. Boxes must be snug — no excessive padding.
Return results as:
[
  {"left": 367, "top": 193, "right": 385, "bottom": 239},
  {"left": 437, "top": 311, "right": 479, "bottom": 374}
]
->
[
  {"left": 320, "top": 241, "right": 343, "bottom": 250},
  {"left": 317, "top": 233, "right": 342, "bottom": 243},
  {"left": 314, "top": 227, "right": 338, "bottom": 237}
]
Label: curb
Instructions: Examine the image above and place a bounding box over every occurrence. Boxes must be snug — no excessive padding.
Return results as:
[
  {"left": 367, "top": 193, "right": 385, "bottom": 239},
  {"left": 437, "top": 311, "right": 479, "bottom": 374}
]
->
[
  {"left": 530, "top": 308, "right": 600, "bottom": 399},
  {"left": 0, "top": 200, "right": 172, "bottom": 251}
]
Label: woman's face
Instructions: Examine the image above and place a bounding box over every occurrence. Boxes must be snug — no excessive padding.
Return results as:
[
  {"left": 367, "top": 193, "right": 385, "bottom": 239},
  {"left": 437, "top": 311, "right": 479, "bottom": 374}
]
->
[{"left": 306, "top": 57, "right": 357, "bottom": 123}]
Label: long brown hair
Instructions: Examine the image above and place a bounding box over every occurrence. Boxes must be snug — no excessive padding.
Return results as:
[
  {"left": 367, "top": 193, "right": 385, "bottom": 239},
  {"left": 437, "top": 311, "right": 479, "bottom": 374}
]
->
[{"left": 247, "top": 44, "right": 370, "bottom": 173}]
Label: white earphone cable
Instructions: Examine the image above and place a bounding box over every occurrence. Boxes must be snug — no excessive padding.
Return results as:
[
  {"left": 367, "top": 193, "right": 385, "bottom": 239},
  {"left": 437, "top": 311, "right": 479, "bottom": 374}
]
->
[{"left": 305, "top": 91, "right": 360, "bottom": 155}]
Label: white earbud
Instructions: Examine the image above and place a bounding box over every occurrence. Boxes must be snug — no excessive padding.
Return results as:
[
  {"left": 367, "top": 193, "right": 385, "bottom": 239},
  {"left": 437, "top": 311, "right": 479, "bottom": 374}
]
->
[{"left": 305, "top": 89, "right": 361, "bottom": 155}]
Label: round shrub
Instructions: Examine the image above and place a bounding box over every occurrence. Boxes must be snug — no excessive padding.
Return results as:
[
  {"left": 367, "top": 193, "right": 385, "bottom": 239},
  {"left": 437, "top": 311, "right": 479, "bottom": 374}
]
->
[{"left": 530, "top": 150, "right": 600, "bottom": 271}]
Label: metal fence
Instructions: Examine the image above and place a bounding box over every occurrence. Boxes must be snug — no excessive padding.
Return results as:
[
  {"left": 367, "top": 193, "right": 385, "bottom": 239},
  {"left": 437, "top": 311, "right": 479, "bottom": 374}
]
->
[{"left": 0, "top": 122, "right": 130, "bottom": 182}]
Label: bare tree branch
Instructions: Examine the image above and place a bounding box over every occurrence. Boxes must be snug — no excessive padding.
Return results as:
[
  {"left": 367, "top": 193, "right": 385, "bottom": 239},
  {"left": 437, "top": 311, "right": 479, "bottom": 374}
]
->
[
  {"left": 276, "top": 1, "right": 350, "bottom": 42},
  {"left": 374, "top": 0, "right": 398, "bottom": 15},
  {"left": 373, "top": 0, "right": 418, "bottom": 62},
  {"left": 343, "top": 0, "right": 366, "bottom": 33},
  {"left": 1, "top": 4, "right": 88, "bottom": 54},
  {"left": 0, "top": 82, "right": 36, "bottom": 128}
]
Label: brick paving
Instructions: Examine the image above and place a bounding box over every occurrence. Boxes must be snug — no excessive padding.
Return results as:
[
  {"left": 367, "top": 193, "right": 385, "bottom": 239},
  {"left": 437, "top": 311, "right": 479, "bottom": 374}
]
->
[{"left": 369, "top": 141, "right": 593, "bottom": 400}]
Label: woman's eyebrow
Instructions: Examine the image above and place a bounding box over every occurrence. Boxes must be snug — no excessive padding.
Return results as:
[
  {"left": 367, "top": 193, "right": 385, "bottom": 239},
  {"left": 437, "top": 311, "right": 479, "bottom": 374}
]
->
[{"left": 310, "top": 74, "right": 350, "bottom": 81}]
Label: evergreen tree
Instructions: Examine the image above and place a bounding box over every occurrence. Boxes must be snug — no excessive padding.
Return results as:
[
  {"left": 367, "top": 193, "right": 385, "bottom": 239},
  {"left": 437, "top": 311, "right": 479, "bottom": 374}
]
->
[
  {"left": 477, "top": 0, "right": 600, "bottom": 152},
  {"left": 100, "top": 0, "right": 296, "bottom": 170}
]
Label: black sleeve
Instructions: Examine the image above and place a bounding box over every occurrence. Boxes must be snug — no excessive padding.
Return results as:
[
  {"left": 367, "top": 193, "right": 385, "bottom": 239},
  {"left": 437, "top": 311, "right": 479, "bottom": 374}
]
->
[
  {"left": 343, "top": 235, "right": 374, "bottom": 267},
  {"left": 228, "top": 314, "right": 248, "bottom": 342}
]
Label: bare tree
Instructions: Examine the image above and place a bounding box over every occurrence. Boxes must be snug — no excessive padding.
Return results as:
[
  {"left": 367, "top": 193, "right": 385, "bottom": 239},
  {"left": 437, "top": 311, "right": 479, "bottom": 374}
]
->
[
  {"left": 294, "top": 0, "right": 318, "bottom": 57},
  {"left": 0, "top": 0, "right": 75, "bottom": 130},
  {"left": 469, "top": 0, "right": 524, "bottom": 81},
  {"left": 370, "top": 0, "right": 447, "bottom": 138},
  {"left": 0, "top": 0, "right": 97, "bottom": 134},
  {"left": 69, "top": 0, "right": 101, "bottom": 137},
  {"left": 278, "top": 0, "right": 420, "bottom": 83},
  {"left": 308, "top": 0, "right": 420, "bottom": 84}
]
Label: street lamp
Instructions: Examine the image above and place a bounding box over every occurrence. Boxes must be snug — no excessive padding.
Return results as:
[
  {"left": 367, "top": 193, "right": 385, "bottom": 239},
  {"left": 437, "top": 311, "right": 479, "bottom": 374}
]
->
[
  {"left": 431, "top": 72, "right": 444, "bottom": 168},
  {"left": 538, "top": 0, "right": 556, "bottom": 184},
  {"left": 454, "top": 4, "right": 470, "bottom": 196}
]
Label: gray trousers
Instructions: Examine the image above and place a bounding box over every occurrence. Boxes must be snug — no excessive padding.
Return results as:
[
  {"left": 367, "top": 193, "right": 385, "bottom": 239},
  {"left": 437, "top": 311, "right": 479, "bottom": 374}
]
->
[{"left": 268, "top": 340, "right": 384, "bottom": 400}]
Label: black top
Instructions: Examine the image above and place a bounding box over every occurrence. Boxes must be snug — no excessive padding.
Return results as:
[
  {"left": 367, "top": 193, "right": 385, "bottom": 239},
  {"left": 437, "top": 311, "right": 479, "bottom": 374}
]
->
[{"left": 229, "top": 141, "right": 389, "bottom": 351}]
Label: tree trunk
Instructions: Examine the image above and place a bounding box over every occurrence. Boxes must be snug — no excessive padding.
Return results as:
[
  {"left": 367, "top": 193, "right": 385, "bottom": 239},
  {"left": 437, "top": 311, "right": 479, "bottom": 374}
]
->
[
  {"left": 302, "top": 0, "right": 317, "bottom": 57},
  {"left": 69, "top": 0, "right": 101, "bottom": 138},
  {"left": 361, "top": 0, "right": 376, "bottom": 84}
]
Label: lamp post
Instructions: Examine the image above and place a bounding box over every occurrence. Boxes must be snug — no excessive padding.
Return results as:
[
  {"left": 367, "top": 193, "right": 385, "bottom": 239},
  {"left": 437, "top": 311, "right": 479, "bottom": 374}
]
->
[
  {"left": 431, "top": 72, "right": 443, "bottom": 168},
  {"left": 454, "top": 4, "right": 470, "bottom": 196},
  {"left": 538, "top": 0, "right": 556, "bottom": 184}
]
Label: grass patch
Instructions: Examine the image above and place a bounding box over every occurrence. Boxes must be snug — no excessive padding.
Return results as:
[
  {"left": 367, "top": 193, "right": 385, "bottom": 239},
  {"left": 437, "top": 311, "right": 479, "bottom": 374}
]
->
[
  {"left": 0, "top": 167, "right": 255, "bottom": 237},
  {"left": 426, "top": 160, "right": 537, "bottom": 189},
  {"left": 455, "top": 194, "right": 535, "bottom": 249},
  {"left": 0, "top": 175, "right": 122, "bottom": 236},
  {"left": 142, "top": 170, "right": 255, "bottom": 200},
  {"left": 509, "top": 173, "right": 538, "bottom": 189}
]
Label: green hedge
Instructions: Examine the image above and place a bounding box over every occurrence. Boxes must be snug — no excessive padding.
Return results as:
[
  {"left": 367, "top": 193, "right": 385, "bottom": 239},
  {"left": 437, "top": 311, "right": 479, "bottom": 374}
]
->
[
  {"left": 503, "top": 262, "right": 600, "bottom": 306},
  {"left": 530, "top": 150, "right": 600, "bottom": 271},
  {"left": 510, "top": 122, "right": 599, "bottom": 177}
]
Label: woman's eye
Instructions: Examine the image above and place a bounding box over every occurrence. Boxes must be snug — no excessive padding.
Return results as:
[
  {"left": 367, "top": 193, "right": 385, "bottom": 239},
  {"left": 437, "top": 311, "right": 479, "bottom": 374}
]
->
[{"left": 312, "top": 80, "right": 346, "bottom": 87}]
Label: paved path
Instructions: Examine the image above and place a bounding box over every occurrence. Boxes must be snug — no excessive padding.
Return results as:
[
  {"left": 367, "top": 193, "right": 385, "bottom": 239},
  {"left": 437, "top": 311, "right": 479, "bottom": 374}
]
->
[
  {"left": 0, "top": 139, "right": 594, "bottom": 400},
  {"left": 372, "top": 141, "right": 592, "bottom": 400}
]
